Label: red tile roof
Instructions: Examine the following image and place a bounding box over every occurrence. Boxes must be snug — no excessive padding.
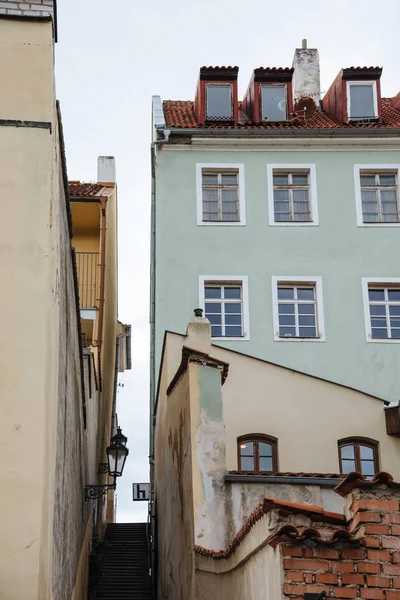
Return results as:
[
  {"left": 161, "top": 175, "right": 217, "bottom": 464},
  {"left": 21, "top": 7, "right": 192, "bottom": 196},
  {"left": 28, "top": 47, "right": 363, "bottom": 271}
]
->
[
  {"left": 334, "top": 471, "right": 400, "bottom": 497},
  {"left": 228, "top": 471, "right": 343, "bottom": 479},
  {"left": 68, "top": 182, "right": 104, "bottom": 197},
  {"left": 163, "top": 97, "right": 400, "bottom": 129}
]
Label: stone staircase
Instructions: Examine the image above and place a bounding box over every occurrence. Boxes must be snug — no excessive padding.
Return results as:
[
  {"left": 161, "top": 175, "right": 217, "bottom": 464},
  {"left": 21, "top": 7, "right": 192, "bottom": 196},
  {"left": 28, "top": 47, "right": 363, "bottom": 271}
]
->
[{"left": 89, "top": 523, "right": 152, "bottom": 600}]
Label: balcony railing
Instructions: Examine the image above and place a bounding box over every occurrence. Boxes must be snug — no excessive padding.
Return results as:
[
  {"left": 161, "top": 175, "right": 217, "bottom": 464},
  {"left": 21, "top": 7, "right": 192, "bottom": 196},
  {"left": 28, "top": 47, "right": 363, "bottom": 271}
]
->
[{"left": 76, "top": 252, "right": 99, "bottom": 309}]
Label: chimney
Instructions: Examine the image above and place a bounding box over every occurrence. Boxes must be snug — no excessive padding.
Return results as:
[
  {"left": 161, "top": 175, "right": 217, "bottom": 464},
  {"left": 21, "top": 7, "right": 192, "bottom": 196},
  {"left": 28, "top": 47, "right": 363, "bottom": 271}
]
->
[
  {"left": 97, "top": 156, "right": 116, "bottom": 184},
  {"left": 292, "top": 40, "right": 321, "bottom": 106}
]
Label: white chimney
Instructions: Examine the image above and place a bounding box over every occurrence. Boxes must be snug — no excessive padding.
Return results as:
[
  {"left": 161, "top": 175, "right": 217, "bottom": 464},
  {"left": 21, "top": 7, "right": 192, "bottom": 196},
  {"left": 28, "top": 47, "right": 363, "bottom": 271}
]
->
[
  {"left": 97, "top": 156, "right": 116, "bottom": 184},
  {"left": 292, "top": 40, "right": 321, "bottom": 105}
]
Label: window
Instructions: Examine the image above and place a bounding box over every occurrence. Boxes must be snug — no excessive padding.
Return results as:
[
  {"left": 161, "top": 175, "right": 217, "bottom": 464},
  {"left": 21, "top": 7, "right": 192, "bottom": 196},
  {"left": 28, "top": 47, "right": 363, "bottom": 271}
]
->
[
  {"left": 366, "top": 285, "right": 400, "bottom": 340},
  {"left": 272, "top": 276, "right": 325, "bottom": 342},
  {"left": 202, "top": 170, "right": 239, "bottom": 222},
  {"left": 267, "top": 164, "right": 318, "bottom": 226},
  {"left": 206, "top": 85, "right": 232, "bottom": 120},
  {"left": 261, "top": 85, "right": 287, "bottom": 121},
  {"left": 196, "top": 164, "right": 246, "bottom": 226},
  {"left": 338, "top": 438, "right": 379, "bottom": 479},
  {"left": 199, "top": 276, "right": 250, "bottom": 340},
  {"left": 360, "top": 172, "right": 399, "bottom": 223},
  {"left": 238, "top": 435, "right": 278, "bottom": 473},
  {"left": 347, "top": 82, "right": 378, "bottom": 120}
]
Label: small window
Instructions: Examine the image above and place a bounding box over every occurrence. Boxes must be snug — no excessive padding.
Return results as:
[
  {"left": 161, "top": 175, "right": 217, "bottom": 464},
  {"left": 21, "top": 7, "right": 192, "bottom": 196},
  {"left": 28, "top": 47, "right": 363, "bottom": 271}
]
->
[
  {"left": 273, "top": 171, "right": 311, "bottom": 222},
  {"left": 204, "top": 282, "right": 243, "bottom": 338},
  {"left": 202, "top": 170, "right": 239, "bottom": 222},
  {"left": 338, "top": 439, "right": 379, "bottom": 479},
  {"left": 261, "top": 85, "right": 287, "bottom": 121},
  {"left": 348, "top": 82, "right": 377, "bottom": 120},
  {"left": 360, "top": 172, "right": 399, "bottom": 223},
  {"left": 277, "top": 284, "right": 318, "bottom": 338},
  {"left": 238, "top": 435, "right": 278, "bottom": 473},
  {"left": 367, "top": 286, "right": 400, "bottom": 340},
  {"left": 206, "top": 85, "right": 232, "bottom": 120}
]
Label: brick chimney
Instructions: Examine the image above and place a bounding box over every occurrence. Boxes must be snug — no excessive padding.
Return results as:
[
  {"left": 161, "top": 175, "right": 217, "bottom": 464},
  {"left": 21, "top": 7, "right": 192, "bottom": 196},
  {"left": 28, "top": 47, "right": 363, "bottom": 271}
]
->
[
  {"left": 292, "top": 39, "right": 321, "bottom": 107},
  {"left": 0, "top": 0, "right": 54, "bottom": 18}
]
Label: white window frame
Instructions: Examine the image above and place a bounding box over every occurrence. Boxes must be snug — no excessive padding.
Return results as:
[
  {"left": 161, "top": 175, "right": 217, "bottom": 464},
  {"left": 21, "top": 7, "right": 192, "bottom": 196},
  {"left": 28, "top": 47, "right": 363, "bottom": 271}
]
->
[
  {"left": 196, "top": 163, "right": 246, "bottom": 226},
  {"left": 347, "top": 81, "right": 378, "bottom": 121},
  {"left": 271, "top": 276, "right": 325, "bottom": 342},
  {"left": 199, "top": 275, "right": 250, "bottom": 341},
  {"left": 260, "top": 84, "right": 288, "bottom": 121},
  {"left": 206, "top": 83, "right": 233, "bottom": 120},
  {"left": 267, "top": 164, "right": 319, "bottom": 226},
  {"left": 354, "top": 165, "right": 400, "bottom": 227},
  {"left": 362, "top": 278, "right": 400, "bottom": 344}
]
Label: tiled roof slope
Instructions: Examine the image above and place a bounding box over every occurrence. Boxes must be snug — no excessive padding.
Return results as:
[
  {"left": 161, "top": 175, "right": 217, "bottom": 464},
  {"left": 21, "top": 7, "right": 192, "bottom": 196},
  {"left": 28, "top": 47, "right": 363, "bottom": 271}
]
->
[
  {"left": 69, "top": 182, "right": 104, "bottom": 197},
  {"left": 163, "top": 97, "right": 400, "bottom": 129}
]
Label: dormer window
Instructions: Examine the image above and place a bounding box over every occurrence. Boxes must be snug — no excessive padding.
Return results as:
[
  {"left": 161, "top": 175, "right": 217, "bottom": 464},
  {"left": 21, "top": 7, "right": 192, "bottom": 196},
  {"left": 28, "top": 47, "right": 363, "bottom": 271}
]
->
[
  {"left": 206, "top": 84, "right": 233, "bottom": 121},
  {"left": 261, "top": 85, "right": 287, "bottom": 121},
  {"left": 347, "top": 81, "right": 378, "bottom": 120}
]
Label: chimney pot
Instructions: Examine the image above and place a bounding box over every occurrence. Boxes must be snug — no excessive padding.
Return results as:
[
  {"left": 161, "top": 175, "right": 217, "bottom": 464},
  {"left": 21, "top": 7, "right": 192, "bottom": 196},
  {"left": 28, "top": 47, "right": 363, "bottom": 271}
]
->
[
  {"left": 194, "top": 308, "right": 203, "bottom": 318},
  {"left": 302, "top": 39, "right": 307, "bottom": 49},
  {"left": 97, "top": 156, "right": 116, "bottom": 183}
]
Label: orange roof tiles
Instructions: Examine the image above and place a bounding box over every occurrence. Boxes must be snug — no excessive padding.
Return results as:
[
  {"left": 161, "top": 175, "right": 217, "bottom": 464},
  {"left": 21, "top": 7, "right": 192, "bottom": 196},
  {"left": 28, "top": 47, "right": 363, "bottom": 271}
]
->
[
  {"left": 69, "top": 182, "right": 104, "bottom": 197},
  {"left": 163, "top": 98, "right": 400, "bottom": 130},
  {"left": 334, "top": 471, "right": 400, "bottom": 497}
]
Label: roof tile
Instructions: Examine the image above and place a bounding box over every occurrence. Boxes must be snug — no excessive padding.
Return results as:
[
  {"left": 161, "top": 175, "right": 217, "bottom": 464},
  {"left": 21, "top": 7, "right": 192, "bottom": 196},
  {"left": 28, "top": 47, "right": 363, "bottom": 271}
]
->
[{"left": 69, "top": 182, "right": 104, "bottom": 197}]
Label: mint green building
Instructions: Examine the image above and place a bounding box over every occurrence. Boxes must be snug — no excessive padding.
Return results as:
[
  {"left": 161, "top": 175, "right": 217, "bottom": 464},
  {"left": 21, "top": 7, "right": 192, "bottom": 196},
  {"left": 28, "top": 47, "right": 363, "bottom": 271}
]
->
[{"left": 151, "top": 45, "right": 400, "bottom": 407}]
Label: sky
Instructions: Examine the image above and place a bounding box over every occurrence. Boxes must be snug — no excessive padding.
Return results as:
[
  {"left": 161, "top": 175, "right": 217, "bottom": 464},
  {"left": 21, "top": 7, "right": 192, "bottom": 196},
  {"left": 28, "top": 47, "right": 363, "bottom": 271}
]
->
[{"left": 55, "top": 0, "right": 400, "bottom": 522}]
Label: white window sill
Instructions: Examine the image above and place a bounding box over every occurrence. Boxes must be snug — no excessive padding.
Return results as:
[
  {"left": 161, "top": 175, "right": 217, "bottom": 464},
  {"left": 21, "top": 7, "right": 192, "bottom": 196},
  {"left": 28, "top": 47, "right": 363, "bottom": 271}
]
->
[
  {"left": 274, "top": 335, "right": 325, "bottom": 342},
  {"left": 357, "top": 223, "right": 400, "bottom": 228},
  {"left": 198, "top": 221, "right": 246, "bottom": 227},
  {"left": 269, "top": 221, "right": 318, "bottom": 227},
  {"left": 212, "top": 336, "right": 250, "bottom": 342},
  {"left": 366, "top": 337, "right": 400, "bottom": 344}
]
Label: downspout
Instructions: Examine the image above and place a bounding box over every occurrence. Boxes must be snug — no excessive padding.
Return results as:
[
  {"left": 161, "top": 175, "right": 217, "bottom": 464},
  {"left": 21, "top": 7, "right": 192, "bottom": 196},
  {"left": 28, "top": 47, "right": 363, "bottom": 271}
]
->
[
  {"left": 97, "top": 198, "right": 107, "bottom": 359},
  {"left": 149, "top": 127, "right": 170, "bottom": 589}
]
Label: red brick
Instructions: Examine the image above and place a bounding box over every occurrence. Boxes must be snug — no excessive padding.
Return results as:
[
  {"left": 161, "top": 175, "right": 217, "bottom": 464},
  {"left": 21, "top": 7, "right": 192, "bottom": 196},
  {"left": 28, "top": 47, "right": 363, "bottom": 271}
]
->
[
  {"left": 341, "top": 573, "right": 364, "bottom": 585},
  {"left": 359, "top": 561, "right": 382, "bottom": 573},
  {"left": 333, "top": 589, "right": 358, "bottom": 599},
  {"left": 365, "top": 524, "right": 390, "bottom": 535},
  {"left": 383, "top": 514, "right": 400, "bottom": 524},
  {"left": 366, "top": 575, "right": 389, "bottom": 587},
  {"left": 356, "top": 512, "right": 382, "bottom": 523},
  {"left": 315, "top": 573, "right": 338, "bottom": 584},
  {"left": 286, "top": 571, "right": 304, "bottom": 582},
  {"left": 360, "top": 590, "right": 384, "bottom": 599},
  {"left": 332, "top": 562, "right": 355, "bottom": 573},
  {"left": 383, "top": 564, "right": 400, "bottom": 575},
  {"left": 365, "top": 536, "right": 381, "bottom": 548},
  {"left": 393, "top": 577, "right": 400, "bottom": 588},
  {"left": 315, "top": 547, "right": 339, "bottom": 559},
  {"left": 305, "top": 573, "right": 313, "bottom": 584},
  {"left": 283, "top": 558, "right": 329, "bottom": 571},
  {"left": 367, "top": 549, "right": 390, "bottom": 561},
  {"left": 382, "top": 537, "right": 400, "bottom": 549},
  {"left": 283, "top": 584, "right": 328, "bottom": 596},
  {"left": 304, "top": 547, "right": 313, "bottom": 558},
  {"left": 354, "top": 499, "right": 399, "bottom": 512},
  {"left": 386, "top": 592, "right": 400, "bottom": 600},
  {"left": 282, "top": 546, "right": 302, "bottom": 557},
  {"left": 393, "top": 552, "right": 400, "bottom": 563},
  {"left": 392, "top": 525, "right": 400, "bottom": 535},
  {"left": 341, "top": 548, "right": 366, "bottom": 559}
]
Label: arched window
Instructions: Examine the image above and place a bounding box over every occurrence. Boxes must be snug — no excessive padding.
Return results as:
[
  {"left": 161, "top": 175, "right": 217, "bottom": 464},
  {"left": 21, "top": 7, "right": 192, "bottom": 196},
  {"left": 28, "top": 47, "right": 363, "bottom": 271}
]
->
[
  {"left": 338, "top": 438, "right": 379, "bottom": 478},
  {"left": 237, "top": 434, "right": 278, "bottom": 473}
]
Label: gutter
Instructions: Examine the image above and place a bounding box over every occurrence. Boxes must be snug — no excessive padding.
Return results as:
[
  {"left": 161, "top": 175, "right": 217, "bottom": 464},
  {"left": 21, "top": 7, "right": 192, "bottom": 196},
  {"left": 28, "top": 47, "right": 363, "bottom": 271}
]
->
[
  {"left": 225, "top": 474, "right": 342, "bottom": 487},
  {"left": 165, "top": 126, "right": 400, "bottom": 139}
]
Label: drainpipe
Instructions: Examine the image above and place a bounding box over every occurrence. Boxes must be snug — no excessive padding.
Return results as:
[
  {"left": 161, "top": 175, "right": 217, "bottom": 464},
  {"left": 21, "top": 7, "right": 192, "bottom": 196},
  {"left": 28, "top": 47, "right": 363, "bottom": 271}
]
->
[
  {"left": 149, "top": 127, "right": 170, "bottom": 590},
  {"left": 96, "top": 198, "right": 107, "bottom": 357}
]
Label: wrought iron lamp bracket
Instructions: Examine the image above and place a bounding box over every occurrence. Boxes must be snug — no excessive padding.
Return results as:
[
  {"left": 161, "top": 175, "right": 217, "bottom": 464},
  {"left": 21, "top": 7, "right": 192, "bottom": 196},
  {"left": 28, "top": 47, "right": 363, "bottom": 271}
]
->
[
  {"left": 85, "top": 482, "right": 116, "bottom": 501},
  {"left": 97, "top": 463, "right": 109, "bottom": 474}
]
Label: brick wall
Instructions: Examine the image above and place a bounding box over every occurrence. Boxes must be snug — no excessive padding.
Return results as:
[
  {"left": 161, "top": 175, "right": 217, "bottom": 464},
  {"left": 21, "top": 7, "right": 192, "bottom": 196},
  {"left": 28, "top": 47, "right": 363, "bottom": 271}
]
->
[
  {"left": 0, "top": 0, "right": 54, "bottom": 18},
  {"left": 282, "top": 487, "right": 400, "bottom": 599}
]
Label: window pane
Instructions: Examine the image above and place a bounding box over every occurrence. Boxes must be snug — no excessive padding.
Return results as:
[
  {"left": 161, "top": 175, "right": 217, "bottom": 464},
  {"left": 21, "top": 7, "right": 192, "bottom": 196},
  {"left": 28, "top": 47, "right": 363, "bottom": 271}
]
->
[
  {"left": 211, "top": 326, "right": 222, "bottom": 337},
  {"left": 221, "top": 189, "right": 238, "bottom": 202},
  {"left": 350, "top": 85, "right": 375, "bottom": 119},
  {"left": 298, "top": 304, "right": 315, "bottom": 315},
  {"left": 342, "top": 459, "right": 356, "bottom": 474},
  {"left": 278, "top": 303, "right": 295, "bottom": 314},
  {"left": 205, "top": 287, "right": 221, "bottom": 299},
  {"left": 361, "top": 175, "right": 376, "bottom": 186},
  {"left": 293, "top": 189, "right": 309, "bottom": 202},
  {"left": 279, "top": 327, "right": 296, "bottom": 337},
  {"left": 279, "top": 315, "right": 296, "bottom": 326},
  {"left": 203, "top": 174, "right": 218, "bottom": 185},
  {"left": 275, "top": 213, "right": 290, "bottom": 222},
  {"left": 297, "top": 288, "right": 314, "bottom": 300},
  {"left": 203, "top": 201, "right": 219, "bottom": 212},
  {"left": 381, "top": 190, "right": 397, "bottom": 203},
  {"left": 208, "top": 315, "right": 222, "bottom": 325},
  {"left": 392, "top": 329, "right": 400, "bottom": 338},
  {"left": 225, "top": 303, "right": 242, "bottom": 314},
  {"left": 360, "top": 445, "right": 374, "bottom": 460},
  {"left": 363, "top": 213, "right": 379, "bottom": 223},
  {"left": 261, "top": 86, "right": 286, "bottom": 121},
  {"left": 292, "top": 174, "right": 308, "bottom": 185},
  {"left": 225, "top": 315, "right": 241, "bottom": 325},
  {"left": 372, "top": 328, "right": 388, "bottom": 339},
  {"left": 278, "top": 288, "right": 294, "bottom": 299},
  {"left": 370, "top": 305, "right": 386, "bottom": 316},
  {"left": 299, "top": 327, "right": 317, "bottom": 337},
  {"left": 391, "top": 318, "right": 400, "bottom": 328},
  {"left": 274, "top": 189, "right": 289, "bottom": 201},
  {"left": 225, "top": 326, "right": 242, "bottom": 336},
  {"left": 382, "top": 214, "right": 399, "bottom": 223},
  {"left": 221, "top": 174, "right": 238, "bottom": 185},
  {"left": 274, "top": 202, "right": 290, "bottom": 212},
  {"left": 259, "top": 442, "right": 272, "bottom": 457},
  {"left": 388, "top": 290, "right": 400, "bottom": 302},
  {"left": 240, "top": 441, "right": 254, "bottom": 456},
  {"left": 273, "top": 174, "right": 289, "bottom": 185},
  {"left": 203, "top": 189, "right": 218, "bottom": 201},
  {"left": 259, "top": 456, "right": 273, "bottom": 471},
  {"left": 379, "top": 175, "right": 396, "bottom": 186},
  {"left": 240, "top": 456, "right": 255, "bottom": 471},
  {"left": 389, "top": 306, "right": 400, "bottom": 316},
  {"left": 205, "top": 303, "right": 221, "bottom": 313},
  {"left": 224, "top": 287, "right": 241, "bottom": 299},
  {"left": 371, "top": 318, "right": 387, "bottom": 328},
  {"left": 361, "top": 461, "right": 375, "bottom": 477},
  {"left": 299, "top": 315, "right": 316, "bottom": 326},
  {"left": 369, "top": 289, "right": 385, "bottom": 301},
  {"left": 341, "top": 445, "right": 355, "bottom": 459},
  {"left": 207, "top": 86, "right": 232, "bottom": 119}
]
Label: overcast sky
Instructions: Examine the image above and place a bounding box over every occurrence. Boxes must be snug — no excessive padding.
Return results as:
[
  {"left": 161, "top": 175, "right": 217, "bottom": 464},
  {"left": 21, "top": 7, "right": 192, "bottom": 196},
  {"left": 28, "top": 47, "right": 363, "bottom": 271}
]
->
[{"left": 55, "top": 0, "right": 400, "bottom": 522}]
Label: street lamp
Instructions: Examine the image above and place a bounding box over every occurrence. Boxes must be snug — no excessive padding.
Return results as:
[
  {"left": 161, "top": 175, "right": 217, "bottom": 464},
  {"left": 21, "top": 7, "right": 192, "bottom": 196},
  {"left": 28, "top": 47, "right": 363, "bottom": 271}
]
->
[{"left": 85, "top": 427, "right": 129, "bottom": 501}]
